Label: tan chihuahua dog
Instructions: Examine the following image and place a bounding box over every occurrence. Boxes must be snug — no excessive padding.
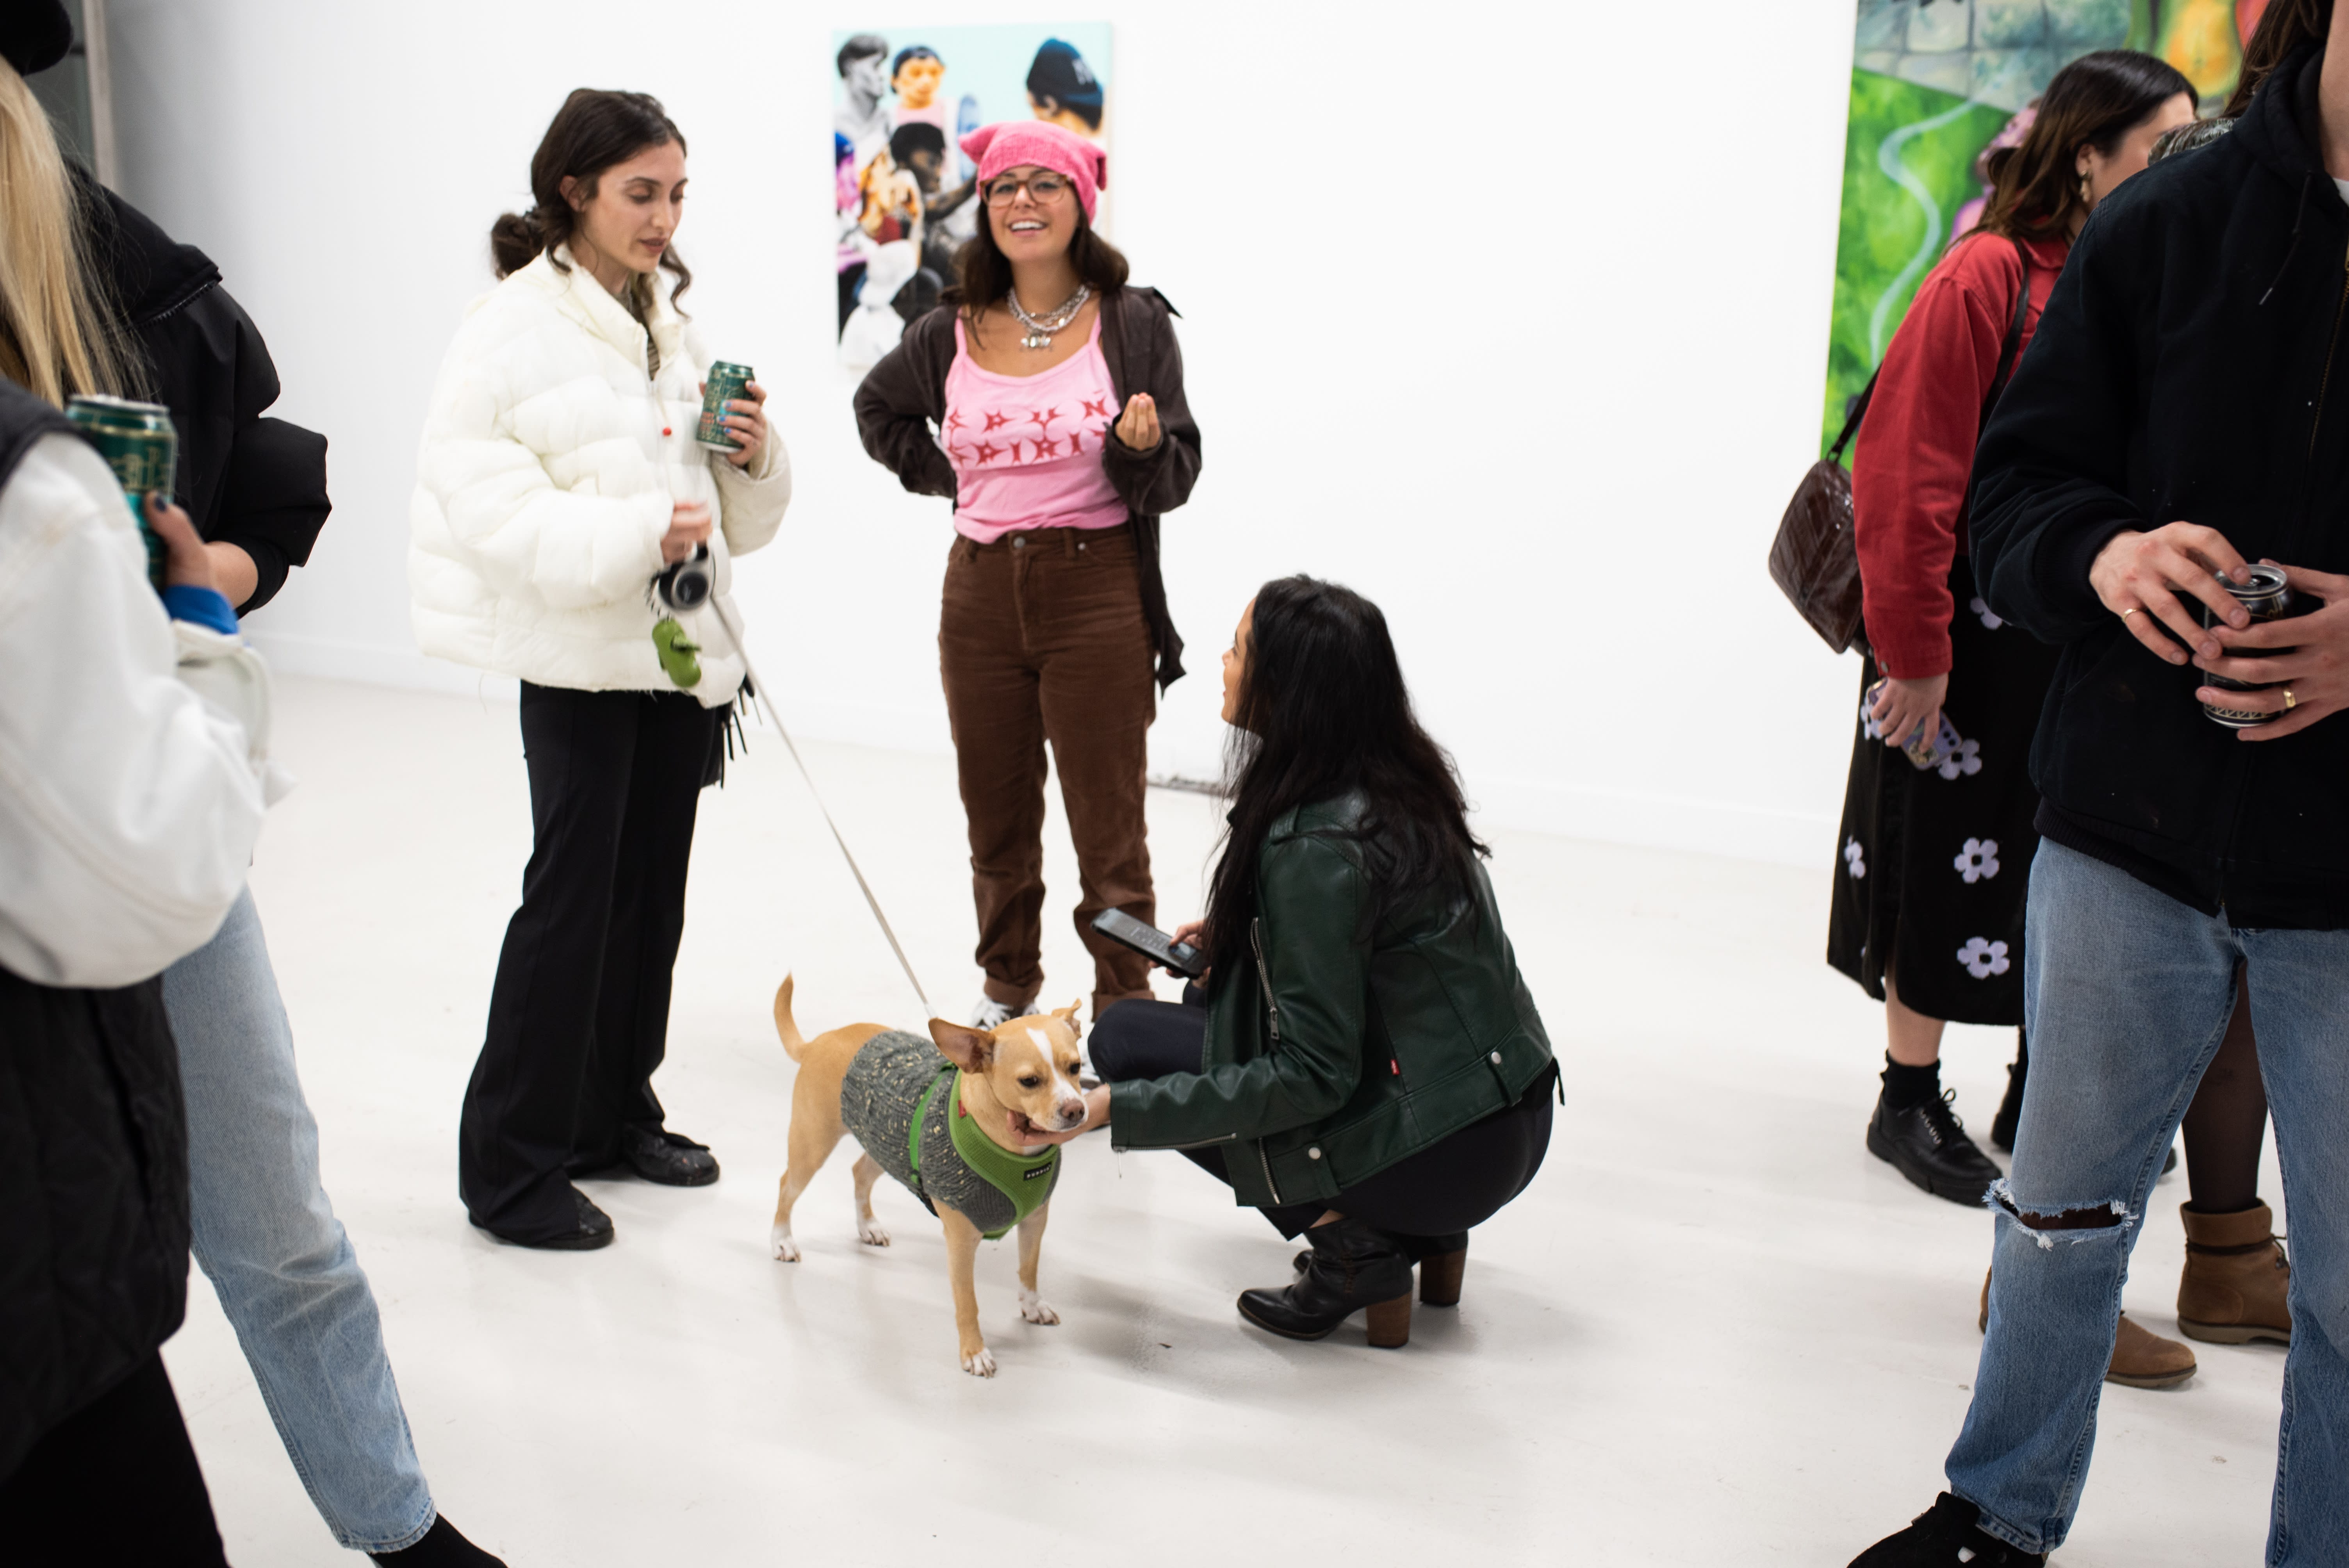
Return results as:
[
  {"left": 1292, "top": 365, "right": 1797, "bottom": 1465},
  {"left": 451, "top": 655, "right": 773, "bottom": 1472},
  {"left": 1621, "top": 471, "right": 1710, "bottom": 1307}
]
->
[{"left": 770, "top": 976, "right": 1087, "bottom": 1377}]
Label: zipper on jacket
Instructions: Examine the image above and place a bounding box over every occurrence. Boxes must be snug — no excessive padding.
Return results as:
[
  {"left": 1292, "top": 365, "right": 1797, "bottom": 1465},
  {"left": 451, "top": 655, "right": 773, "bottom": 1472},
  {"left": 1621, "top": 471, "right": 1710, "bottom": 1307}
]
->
[
  {"left": 2306, "top": 242, "right": 2349, "bottom": 460},
  {"left": 1246, "top": 916, "right": 1285, "bottom": 1205},
  {"left": 1249, "top": 918, "right": 1281, "bottom": 1044}
]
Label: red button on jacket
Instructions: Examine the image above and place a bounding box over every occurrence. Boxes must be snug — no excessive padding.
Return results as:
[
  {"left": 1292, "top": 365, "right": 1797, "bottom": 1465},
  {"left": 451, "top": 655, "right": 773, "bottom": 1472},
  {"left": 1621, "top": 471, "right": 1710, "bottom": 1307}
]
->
[{"left": 1851, "top": 230, "right": 2067, "bottom": 680}]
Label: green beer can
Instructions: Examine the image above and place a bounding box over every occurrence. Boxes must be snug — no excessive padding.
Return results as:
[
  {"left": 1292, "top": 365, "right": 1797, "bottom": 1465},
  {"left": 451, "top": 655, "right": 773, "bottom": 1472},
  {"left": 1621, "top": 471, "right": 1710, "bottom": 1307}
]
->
[
  {"left": 67, "top": 394, "right": 179, "bottom": 593},
  {"left": 696, "top": 361, "right": 754, "bottom": 453}
]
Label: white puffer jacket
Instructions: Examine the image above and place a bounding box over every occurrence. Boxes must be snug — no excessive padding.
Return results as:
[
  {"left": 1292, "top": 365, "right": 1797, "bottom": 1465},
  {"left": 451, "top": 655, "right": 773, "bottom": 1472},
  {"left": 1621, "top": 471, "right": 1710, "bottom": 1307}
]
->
[{"left": 410, "top": 247, "right": 789, "bottom": 706}]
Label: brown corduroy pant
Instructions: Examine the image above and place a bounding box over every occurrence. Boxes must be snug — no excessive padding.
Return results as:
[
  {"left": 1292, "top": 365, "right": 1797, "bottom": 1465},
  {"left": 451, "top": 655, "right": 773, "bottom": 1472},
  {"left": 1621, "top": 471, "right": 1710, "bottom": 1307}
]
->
[{"left": 939, "top": 526, "right": 1157, "bottom": 1022}]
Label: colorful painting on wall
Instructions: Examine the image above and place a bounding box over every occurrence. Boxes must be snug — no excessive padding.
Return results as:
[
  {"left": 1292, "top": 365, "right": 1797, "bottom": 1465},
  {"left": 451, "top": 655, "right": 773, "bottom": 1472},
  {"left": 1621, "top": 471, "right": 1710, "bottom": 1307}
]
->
[
  {"left": 1822, "top": 0, "right": 2269, "bottom": 451},
  {"left": 833, "top": 22, "right": 1112, "bottom": 368}
]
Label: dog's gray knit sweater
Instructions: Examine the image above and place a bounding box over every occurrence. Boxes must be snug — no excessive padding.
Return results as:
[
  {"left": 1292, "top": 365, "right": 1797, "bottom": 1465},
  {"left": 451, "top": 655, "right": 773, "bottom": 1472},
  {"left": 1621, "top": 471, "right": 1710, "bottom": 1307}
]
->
[{"left": 840, "top": 1031, "right": 1058, "bottom": 1238}]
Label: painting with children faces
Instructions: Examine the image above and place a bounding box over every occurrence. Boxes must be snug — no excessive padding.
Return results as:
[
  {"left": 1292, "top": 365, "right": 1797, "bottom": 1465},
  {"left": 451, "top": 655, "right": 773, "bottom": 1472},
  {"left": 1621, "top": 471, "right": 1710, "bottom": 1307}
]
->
[
  {"left": 1823, "top": 0, "right": 2263, "bottom": 451},
  {"left": 832, "top": 22, "right": 1112, "bottom": 369}
]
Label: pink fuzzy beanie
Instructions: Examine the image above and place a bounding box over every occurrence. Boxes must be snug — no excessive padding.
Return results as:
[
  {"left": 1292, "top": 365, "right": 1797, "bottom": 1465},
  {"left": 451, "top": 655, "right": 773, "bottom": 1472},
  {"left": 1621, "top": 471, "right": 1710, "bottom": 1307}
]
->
[{"left": 959, "top": 121, "right": 1107, "bottom": 221}]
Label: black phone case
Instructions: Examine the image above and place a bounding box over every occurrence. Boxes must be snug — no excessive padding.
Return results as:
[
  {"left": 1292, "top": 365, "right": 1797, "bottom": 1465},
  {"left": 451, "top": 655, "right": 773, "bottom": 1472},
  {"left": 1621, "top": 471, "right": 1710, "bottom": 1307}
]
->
[{"left": 1089, "top": 909, "right": 1207, "bottom": 977}]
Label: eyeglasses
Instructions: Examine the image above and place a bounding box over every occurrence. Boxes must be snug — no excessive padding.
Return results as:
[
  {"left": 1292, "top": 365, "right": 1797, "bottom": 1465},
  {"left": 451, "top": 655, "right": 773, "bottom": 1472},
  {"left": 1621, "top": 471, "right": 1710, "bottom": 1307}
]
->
[{"left": 984, "top": 173, "right": 1071, "bottom": 206}]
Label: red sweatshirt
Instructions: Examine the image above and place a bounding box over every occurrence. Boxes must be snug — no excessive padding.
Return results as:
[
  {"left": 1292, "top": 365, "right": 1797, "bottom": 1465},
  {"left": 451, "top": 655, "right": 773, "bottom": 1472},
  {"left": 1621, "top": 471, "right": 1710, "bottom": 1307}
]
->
[{"left": 1852, "top": 230, "right": 2068, "bottom": 679}]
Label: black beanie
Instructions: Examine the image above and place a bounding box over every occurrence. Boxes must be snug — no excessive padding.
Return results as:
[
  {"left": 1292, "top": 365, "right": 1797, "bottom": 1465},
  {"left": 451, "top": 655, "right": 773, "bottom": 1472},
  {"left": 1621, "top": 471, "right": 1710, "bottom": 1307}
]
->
[{"left": 1, "top": 0, "right": 73, "bottom": 77}]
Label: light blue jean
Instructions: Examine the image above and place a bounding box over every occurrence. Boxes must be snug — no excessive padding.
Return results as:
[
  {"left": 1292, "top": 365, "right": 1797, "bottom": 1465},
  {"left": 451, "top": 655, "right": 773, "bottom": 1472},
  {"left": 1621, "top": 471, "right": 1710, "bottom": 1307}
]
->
[
  {"left": 162, "top": 888, "right": 438, "bottom": 1554},
  {"left": 1948, "top": 841, "right": 2349, "bottom": 1564}
]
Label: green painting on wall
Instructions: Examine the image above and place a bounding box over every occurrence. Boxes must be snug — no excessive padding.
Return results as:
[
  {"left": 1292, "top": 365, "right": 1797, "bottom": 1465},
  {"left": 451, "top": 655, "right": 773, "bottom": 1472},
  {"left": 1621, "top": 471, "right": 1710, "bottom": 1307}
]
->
[{"left": 1822, "top": 0, "right": 2265, "bottom": 454}]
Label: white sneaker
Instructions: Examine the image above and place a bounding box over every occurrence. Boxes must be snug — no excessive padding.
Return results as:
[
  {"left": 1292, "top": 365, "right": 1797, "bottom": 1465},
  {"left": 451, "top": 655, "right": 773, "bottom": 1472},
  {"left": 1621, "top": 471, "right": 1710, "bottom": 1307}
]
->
[{"left": 969, "top": 996, "right": 1041, "bottom": 1028}]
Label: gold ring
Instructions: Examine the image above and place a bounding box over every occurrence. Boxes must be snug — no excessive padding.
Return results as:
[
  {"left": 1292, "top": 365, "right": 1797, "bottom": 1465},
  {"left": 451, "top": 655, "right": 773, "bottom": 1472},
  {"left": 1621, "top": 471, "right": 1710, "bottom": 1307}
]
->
[
  {"left": 2121, "top": 607, "right": 2142, "bottom": 620},
  {"left": 2286, "top": 687, "right": 2297, "bottom": 710}
]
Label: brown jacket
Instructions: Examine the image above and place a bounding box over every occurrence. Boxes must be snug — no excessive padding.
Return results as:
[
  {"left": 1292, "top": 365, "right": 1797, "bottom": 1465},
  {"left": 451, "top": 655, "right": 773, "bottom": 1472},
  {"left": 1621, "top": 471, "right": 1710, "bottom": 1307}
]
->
[{"left": 852, "top": 287, "right": 1201, "bottom": 688}]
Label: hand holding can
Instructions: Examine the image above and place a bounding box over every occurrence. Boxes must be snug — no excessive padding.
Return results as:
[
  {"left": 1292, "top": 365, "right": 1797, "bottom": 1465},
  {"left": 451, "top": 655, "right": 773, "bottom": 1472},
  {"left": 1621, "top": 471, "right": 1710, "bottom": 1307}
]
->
[
  {"left": 2193, "top": 561, "right": 2349, "bottom": 738},
  {"left": 696, "top": 361, "right": 754, "bottom": 453}
]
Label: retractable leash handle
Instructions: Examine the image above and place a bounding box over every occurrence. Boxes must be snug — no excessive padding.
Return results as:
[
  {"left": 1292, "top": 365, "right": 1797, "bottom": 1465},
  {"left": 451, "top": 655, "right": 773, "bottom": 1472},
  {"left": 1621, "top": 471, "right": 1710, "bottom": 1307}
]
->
[{"left": 709, "top": 597, "right": 934, "bottom": 1015}]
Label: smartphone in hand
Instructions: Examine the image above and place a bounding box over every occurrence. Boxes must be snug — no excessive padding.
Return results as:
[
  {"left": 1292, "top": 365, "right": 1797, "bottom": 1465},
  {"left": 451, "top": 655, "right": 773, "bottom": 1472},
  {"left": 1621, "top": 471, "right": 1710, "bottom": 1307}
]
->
[{"left": 1090, "top": 909, "right": 1207, "bottom": 977}]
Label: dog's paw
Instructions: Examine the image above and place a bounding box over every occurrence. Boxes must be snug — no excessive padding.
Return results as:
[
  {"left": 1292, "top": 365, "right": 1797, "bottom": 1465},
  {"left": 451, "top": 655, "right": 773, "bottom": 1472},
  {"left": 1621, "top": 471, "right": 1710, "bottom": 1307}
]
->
[
  {"left": 961, "top": 1347, "right": 998, "bottom": 1377},
  {"left": 857, "top": 1218, "right": 891, "bottom": 1247},
  {"left": 769, "top": 1226, "right": 800, "bottom": 1263},
  {"left": 1018, "top": 1290, "right": 1060, "bottom": 1326}
]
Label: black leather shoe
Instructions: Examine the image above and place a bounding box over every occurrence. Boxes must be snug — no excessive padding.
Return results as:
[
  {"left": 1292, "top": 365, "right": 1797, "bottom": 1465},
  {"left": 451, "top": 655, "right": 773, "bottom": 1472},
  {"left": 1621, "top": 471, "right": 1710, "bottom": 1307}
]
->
[
  {"left": 622, "top": 1126, "right": 719, "bottom": 1187},
  {"left": 1850, "top": 1493, "right": 2043, "bottom": 1565},
  {"left": 1991, "top": 1033, "right": 2027, "bottom": 1152},
  {"left": 476, "top": 1188, "right": 614, "bottom": 1251},
  {"left": 369, "top": 1515, "right": 508, "bottom": 1566},
  {"left": 1868, "top": 1087, "right": 2003, "bottom": 1206},
  {"left": 1240, "top": 1218, "right": 1415, "bottom": 1345}
]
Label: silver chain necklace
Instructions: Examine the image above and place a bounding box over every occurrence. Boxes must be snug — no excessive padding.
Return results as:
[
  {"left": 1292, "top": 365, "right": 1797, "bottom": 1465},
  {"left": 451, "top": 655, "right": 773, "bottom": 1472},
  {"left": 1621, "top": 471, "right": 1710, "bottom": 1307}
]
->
[{"left": 1008, "top": 283, "right": 1091, "bottom": 350}]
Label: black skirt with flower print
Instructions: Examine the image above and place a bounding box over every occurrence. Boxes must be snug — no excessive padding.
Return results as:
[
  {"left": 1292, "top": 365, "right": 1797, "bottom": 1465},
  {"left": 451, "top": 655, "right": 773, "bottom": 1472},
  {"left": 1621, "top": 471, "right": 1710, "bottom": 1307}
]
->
[{"left": 1827, "top": 556, "right": 2062, "bottom": 1027}]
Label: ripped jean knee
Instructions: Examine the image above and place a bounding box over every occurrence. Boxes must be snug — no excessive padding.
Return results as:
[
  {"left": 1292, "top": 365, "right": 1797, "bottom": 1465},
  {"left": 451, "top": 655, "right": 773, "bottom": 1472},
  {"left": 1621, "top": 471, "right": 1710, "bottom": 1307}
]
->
[{"left": 1988, "top": 1177, "right": 2134, "bottom": 1249}]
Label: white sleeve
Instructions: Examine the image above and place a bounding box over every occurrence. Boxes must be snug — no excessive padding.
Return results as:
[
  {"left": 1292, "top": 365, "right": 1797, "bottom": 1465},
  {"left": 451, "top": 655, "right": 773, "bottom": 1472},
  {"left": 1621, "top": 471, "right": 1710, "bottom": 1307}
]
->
[
  {"left": 0, "top": 436, "right": 270, "bottom": 987},
  {"left": 415, "top": 318, "right": 670, "bottom": 610}
]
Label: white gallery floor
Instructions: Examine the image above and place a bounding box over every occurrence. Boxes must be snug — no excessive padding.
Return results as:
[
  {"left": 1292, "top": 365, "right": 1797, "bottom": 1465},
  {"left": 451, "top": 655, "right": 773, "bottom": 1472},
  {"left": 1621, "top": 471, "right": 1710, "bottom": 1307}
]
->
[{"left": 166, "top": 678, "right": 2290, "bottom": 1566}]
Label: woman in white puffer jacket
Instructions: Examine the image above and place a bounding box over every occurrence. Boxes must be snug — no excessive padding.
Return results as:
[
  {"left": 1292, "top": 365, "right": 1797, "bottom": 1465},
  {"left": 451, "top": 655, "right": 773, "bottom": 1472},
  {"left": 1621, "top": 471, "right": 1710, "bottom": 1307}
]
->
[{"left": 411, "top": 88, "right": 790, "bottom": 1250}]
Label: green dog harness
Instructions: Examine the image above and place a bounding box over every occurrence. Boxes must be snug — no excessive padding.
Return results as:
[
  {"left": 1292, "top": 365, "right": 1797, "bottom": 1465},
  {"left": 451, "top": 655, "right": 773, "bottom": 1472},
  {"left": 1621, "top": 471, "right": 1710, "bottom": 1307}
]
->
[{"left": 841, "top": 1031, "right": 1060, "bottom": 1240}]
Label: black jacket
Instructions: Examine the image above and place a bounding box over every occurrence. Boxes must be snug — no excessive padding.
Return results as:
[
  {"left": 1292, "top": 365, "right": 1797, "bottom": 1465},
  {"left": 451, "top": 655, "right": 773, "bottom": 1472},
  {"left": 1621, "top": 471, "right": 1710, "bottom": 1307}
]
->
[
  {"left": 852, "top": 287, "right": 1202, "bottom": 688},
  {"left": 0, "top": 382, "right": 191, "bottom": 1480},
  {"left": 1970, "top": 45, "right": 2349, "bottom": 928},
  {"left": 78, "top": 171, "right": 330, "bottom": 613}
]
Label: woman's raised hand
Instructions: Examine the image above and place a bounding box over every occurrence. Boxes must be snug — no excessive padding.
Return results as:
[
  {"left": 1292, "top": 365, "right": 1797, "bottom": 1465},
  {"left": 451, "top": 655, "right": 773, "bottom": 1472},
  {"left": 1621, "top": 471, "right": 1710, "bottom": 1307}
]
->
[
  {"left": 2090, "top": 522, "right": 2251, "bottom": 665},
  {"left": 2196, "top": 562, "right": 2349, "bottom": 741},
  {"left": 1112, "top": 392, "right": 1161, "bottom": 453},
  {"left": 708, "top": 379, "right": 770, "bottom": 469},
  {"left": 661, "top": 500, "right": 712, "bottom": 564}
]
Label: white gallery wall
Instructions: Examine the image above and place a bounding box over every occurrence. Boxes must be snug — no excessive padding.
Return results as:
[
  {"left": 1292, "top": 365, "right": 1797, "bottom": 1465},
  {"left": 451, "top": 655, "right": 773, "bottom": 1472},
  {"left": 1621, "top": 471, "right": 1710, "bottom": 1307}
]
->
[{"left": 106, "top": 0, "right": 1865, "bottom": 867}]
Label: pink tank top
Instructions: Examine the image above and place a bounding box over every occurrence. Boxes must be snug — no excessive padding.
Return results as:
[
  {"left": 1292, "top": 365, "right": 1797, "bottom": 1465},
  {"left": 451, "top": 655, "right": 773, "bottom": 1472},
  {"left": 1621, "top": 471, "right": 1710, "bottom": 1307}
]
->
[{"left": 942, "top": 317, "right": 1129, "bottom": 543}]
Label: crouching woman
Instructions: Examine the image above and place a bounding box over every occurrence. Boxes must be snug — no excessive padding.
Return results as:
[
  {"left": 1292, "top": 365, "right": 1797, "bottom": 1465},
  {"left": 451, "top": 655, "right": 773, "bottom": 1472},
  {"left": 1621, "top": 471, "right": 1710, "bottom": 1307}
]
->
[{"left": 1043, "top": 576, "right": 1556, "bottom": 1347}]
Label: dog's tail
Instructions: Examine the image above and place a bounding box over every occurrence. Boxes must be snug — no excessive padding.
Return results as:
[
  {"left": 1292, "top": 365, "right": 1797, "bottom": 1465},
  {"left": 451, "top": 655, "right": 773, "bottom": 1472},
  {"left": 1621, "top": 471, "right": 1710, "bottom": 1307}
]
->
[{"left": 773, "top": 975, "right": 809, "bottom": 1062}]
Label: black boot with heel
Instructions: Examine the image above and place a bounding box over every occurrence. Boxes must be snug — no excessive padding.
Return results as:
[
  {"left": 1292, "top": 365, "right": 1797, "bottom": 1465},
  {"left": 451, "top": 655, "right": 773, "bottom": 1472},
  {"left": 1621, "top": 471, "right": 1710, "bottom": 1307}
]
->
[{"left": 1242, "top": 1217, "right": 1416, "bottom": 1346}]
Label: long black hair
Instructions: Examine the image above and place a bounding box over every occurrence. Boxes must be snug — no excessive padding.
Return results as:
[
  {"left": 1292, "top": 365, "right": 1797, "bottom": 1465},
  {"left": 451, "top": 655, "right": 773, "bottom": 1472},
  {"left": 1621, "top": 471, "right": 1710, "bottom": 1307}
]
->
[
  {"left": 1202, "top": 576, "right": 1487, "bottom": 977},
  {"left": 490, "top": 88, "right": 692, "bottom": 305}
]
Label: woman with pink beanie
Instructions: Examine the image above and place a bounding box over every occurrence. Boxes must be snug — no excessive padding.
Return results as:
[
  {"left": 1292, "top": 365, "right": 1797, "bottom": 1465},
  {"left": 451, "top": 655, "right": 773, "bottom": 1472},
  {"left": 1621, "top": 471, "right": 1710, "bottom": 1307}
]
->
[{"left": 855, "top": 120, "right": 1201, "bottom": 1030}]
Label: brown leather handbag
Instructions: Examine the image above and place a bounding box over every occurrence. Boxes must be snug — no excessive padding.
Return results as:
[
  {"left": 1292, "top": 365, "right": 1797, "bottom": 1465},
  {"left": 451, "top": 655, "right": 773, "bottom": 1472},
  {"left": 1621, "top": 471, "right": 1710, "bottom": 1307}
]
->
[
  {"left": 1769, "top": 235, "right": 2032, "bottom": 657},
  {"left": 1768, "top": 388, "right": 1877, "bottom": 654}
]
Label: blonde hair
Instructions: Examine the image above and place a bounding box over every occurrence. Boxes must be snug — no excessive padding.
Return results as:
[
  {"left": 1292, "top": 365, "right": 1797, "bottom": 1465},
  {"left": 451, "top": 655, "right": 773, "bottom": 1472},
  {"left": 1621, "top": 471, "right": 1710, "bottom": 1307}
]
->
[{"left": 0, "top": 58, "right": 132, "bottom": 405}]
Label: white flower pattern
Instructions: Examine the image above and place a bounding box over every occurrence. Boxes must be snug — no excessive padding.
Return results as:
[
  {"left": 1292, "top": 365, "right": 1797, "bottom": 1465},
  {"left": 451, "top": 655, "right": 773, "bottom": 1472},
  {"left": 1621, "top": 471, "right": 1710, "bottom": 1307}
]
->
[
  {"left": 1957, "top": 937, "right": 2011, "bottom": 979},
  {"left": 1969, "top": 596, "right": 2004, "bottom": 631},
  {"left": 1953, "top": 837, "right": 2000, "bottom": 883},
  {"left": 1845, "top": 837, "right": 1867, "bottom": 879},
  {"left": 1937, "top": 738, "right": 1983, "bottom": 780}
]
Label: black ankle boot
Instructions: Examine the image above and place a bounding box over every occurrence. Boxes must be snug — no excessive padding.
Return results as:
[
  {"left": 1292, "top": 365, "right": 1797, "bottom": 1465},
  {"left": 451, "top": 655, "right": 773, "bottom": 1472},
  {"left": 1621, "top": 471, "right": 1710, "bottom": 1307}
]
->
[
  {"left": 1240, "top": 1218, "right": 1415, "bottom": 1346},
  {"left": 1991, "top": 1032, "right": 2028, "bottom": 1153}
]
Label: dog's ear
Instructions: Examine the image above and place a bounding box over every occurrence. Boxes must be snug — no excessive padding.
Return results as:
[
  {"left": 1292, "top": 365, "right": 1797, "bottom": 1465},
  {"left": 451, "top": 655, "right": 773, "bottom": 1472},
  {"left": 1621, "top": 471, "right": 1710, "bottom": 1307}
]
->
[
  {"left": 928, "top": 1019, "right": 994, "bottom": 1072},
  {"left": 1050, "top": 1000, "right": 1082, "bottom": 1029}
]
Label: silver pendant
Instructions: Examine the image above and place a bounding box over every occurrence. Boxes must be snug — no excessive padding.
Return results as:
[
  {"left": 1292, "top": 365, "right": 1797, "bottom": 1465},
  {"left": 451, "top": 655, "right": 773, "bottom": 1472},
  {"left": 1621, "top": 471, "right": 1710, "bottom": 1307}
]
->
[{"left": 1021, "top": 331, "right": 1053, "bottom": 350}]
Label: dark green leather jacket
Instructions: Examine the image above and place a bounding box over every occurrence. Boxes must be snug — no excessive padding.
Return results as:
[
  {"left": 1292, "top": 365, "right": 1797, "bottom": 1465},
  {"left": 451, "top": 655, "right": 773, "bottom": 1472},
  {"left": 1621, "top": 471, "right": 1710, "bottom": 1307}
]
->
[{"left": 1107, "top": 793, "right": 1554, "bottom": 1208}]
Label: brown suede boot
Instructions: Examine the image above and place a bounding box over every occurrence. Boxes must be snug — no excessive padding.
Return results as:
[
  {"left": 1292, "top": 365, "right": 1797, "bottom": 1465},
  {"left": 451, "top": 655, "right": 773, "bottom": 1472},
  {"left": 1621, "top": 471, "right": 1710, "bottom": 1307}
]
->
[
  {"left": 2178, "top": 1201, "right": 2292, "bottom": 1345},
  {"left": 1979, "top": 1269, "right": 2197, "bottom": 1389}
]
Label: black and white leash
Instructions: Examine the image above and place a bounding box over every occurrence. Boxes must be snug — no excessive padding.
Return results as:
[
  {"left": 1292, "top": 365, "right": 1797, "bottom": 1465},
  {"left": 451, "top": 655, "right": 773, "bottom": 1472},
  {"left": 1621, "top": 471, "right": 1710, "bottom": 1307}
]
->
[{"left": 709, "top": 597, "right": 933, "bottom": 1016}]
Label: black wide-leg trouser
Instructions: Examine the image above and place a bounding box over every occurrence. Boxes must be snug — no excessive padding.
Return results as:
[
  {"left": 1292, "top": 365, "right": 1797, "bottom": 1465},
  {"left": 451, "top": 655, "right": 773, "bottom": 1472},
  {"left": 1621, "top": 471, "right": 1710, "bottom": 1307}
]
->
[
  {"left": 460, "top": 682, "right": 722, "bottom": 1241},
  {"left": 1091, "top": 991, "right": 1553, "bottom": 1240}
]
